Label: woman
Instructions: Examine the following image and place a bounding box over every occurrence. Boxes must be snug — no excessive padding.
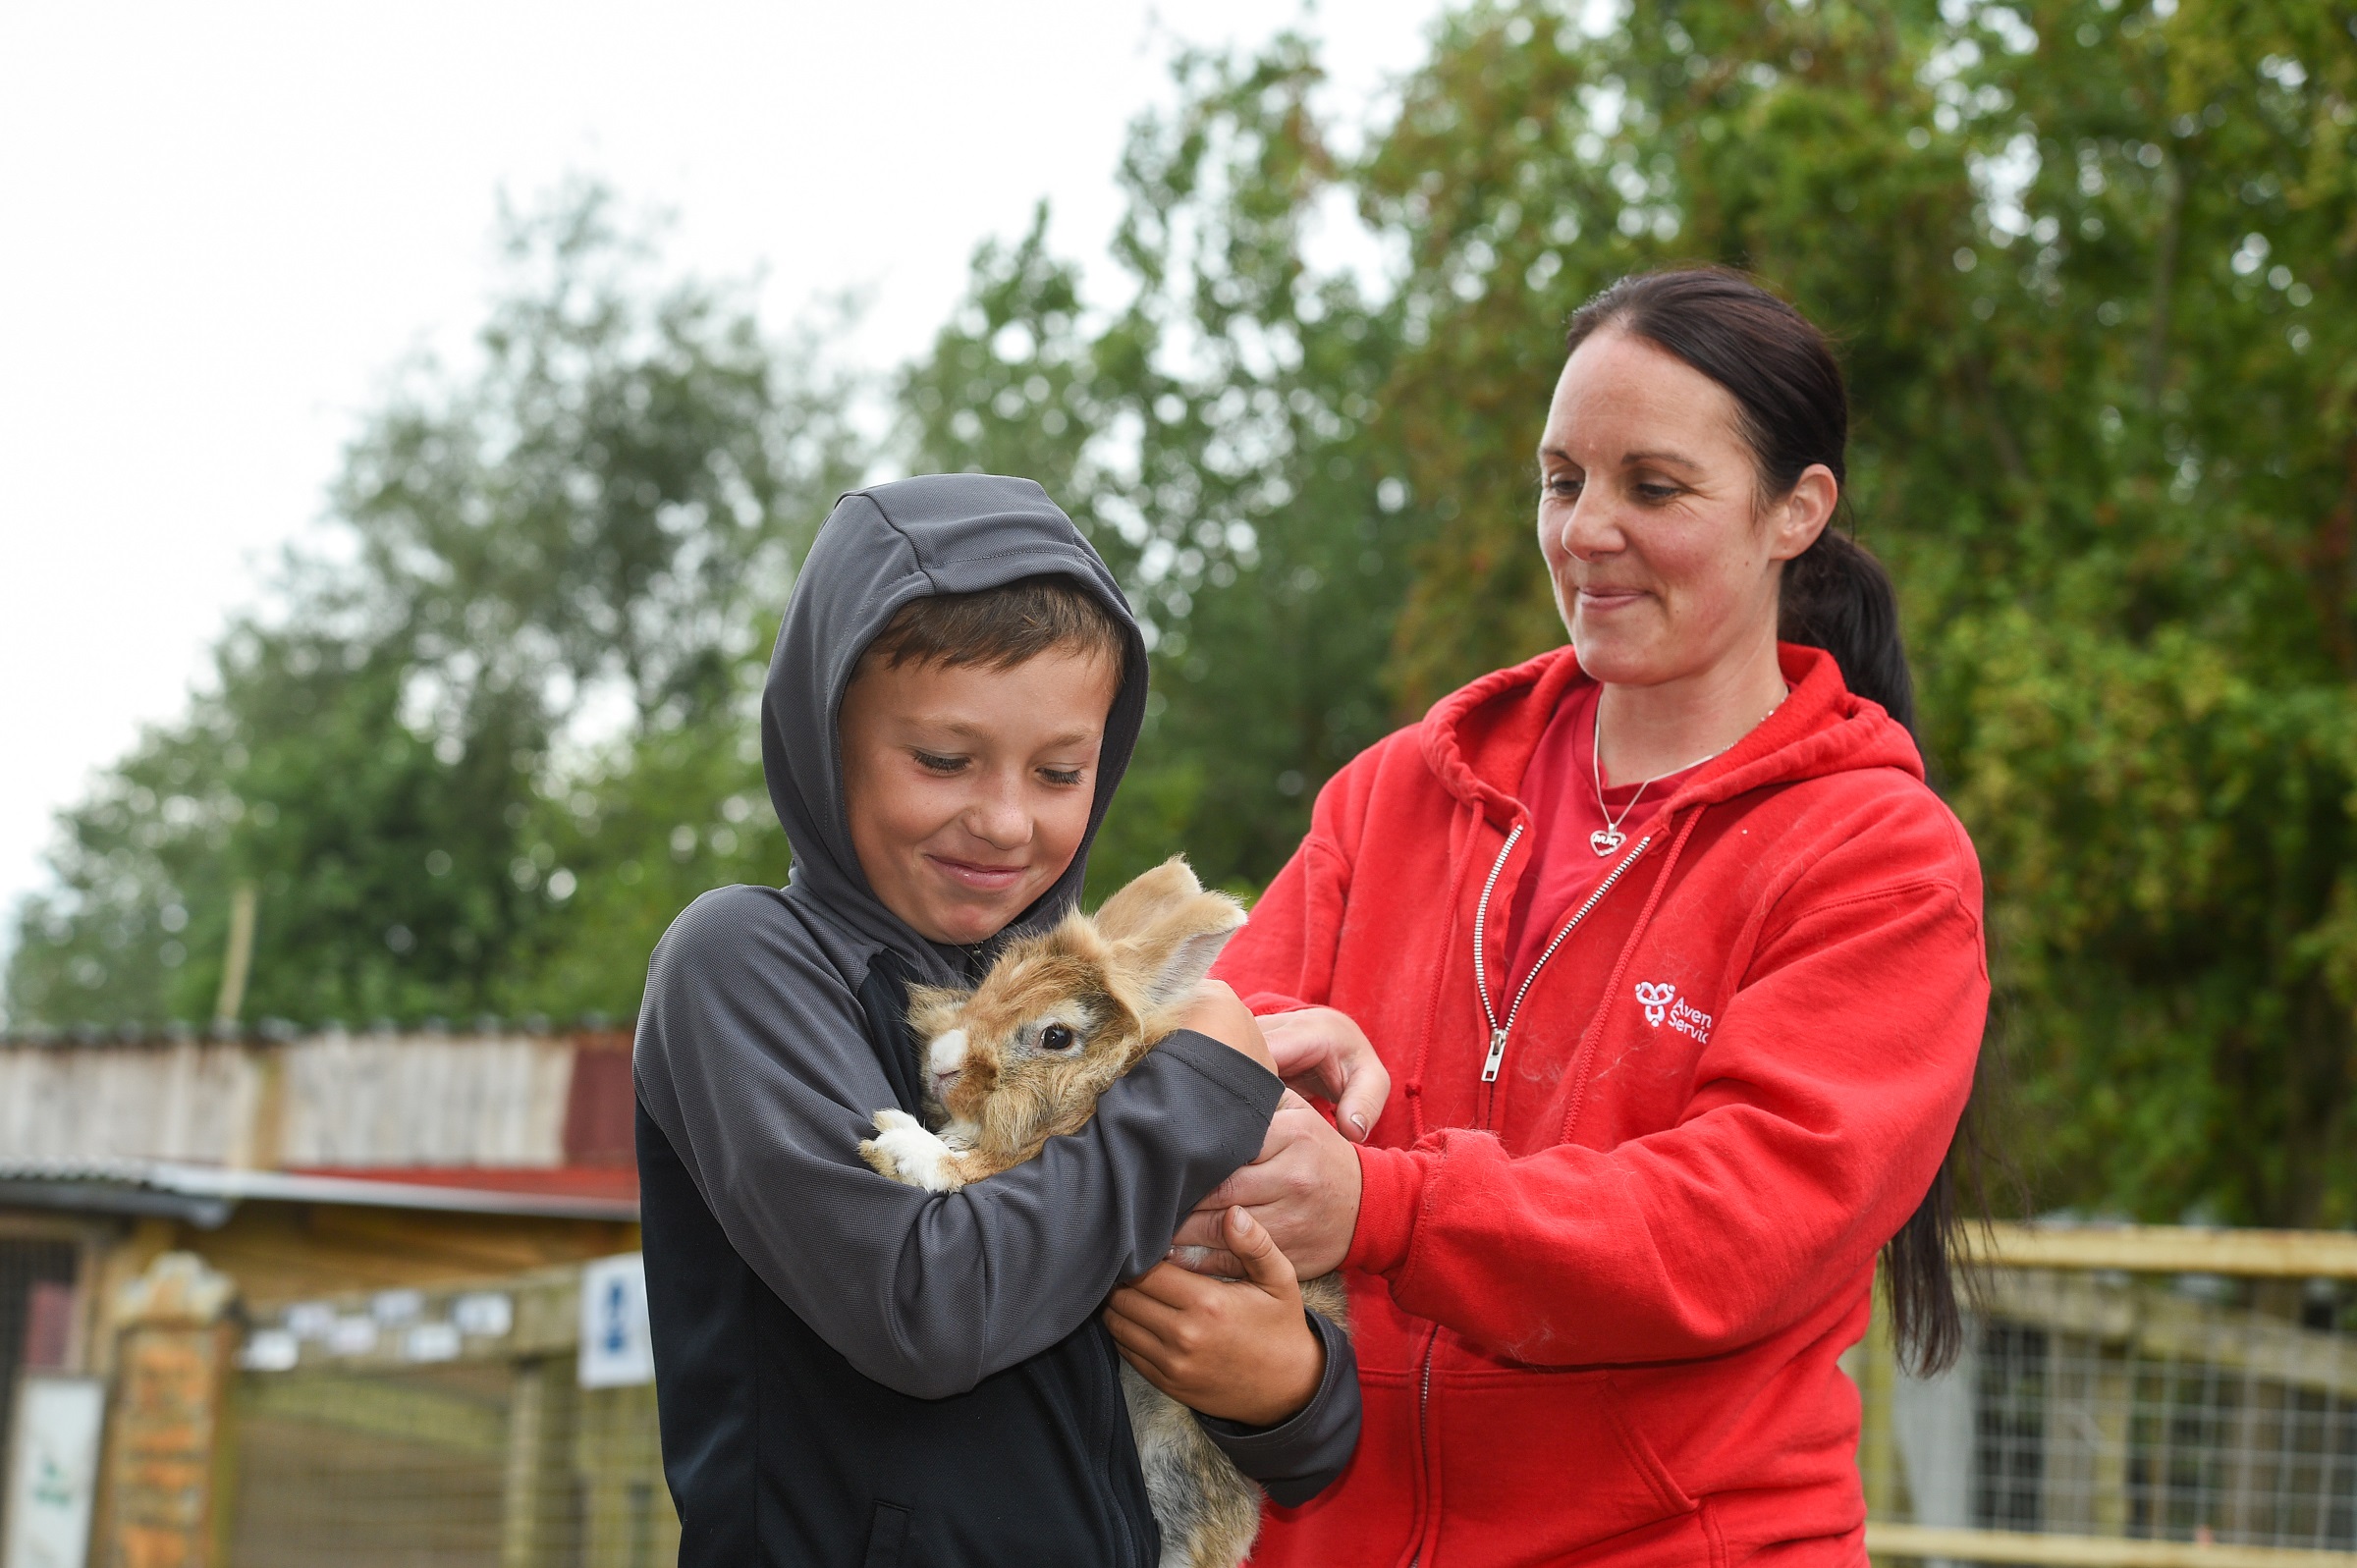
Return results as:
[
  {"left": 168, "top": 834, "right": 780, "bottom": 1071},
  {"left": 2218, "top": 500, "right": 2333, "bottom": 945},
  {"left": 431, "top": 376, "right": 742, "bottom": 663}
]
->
[{"left": 1182, "top": 269, "right": 1988, "bottom": 1563}]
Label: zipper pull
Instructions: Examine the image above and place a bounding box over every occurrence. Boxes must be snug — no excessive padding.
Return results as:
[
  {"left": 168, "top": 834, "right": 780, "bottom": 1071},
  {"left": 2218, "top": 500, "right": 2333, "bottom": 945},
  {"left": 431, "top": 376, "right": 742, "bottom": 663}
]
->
[{"left": 1481, "top": 1027, "right": 1508, "bottom": 1082}]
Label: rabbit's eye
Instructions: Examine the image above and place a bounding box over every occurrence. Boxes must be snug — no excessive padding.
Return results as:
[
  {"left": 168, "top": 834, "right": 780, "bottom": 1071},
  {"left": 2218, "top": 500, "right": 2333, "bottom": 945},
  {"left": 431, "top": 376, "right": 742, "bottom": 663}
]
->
[{"left": 1039, "top": 1024, "right": 1078, "bottom": 1053}]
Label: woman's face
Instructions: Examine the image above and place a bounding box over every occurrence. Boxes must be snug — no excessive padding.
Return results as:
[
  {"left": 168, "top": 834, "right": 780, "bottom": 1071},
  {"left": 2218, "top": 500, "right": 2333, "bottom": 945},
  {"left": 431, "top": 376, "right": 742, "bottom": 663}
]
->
[{"left": 1536, "top": 328, "right": 1832, "bottom": 689}]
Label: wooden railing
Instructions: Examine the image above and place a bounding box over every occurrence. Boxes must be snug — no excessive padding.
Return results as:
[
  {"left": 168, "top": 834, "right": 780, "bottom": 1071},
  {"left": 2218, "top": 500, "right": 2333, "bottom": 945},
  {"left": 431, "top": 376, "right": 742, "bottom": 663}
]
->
[{"left": 1861, "top": 1223, "right": 2357, "bottom": 1567}]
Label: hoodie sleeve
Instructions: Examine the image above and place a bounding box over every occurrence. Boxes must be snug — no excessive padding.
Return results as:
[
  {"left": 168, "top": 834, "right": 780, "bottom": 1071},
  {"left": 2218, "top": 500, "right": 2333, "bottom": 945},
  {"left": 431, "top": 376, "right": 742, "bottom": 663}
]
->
[
  {"left": 635, "top": 887, "right": 1284, "bottom": 1400},
  {"left": 1344, "top": 859, "right": 1988, "bottom": 1366},
  {"left": 1196, "top": 1308, "right": 1360, "bottom": 1505}
]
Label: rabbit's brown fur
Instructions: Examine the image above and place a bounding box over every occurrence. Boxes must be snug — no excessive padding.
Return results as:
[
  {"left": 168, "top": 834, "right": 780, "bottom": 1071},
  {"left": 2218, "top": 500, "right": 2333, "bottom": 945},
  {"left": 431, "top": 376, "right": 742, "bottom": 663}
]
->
[{"left": 857, "top": 857, "right": 1348, "bottom": 1568}]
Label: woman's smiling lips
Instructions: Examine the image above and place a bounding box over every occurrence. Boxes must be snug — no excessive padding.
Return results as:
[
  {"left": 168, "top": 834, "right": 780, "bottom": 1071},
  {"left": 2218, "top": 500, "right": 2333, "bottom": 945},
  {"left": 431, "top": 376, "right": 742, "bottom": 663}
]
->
[
  {"left": 1576, "top": 584, "right": 1649, "bottom": 612},
  {"left": 926, "top": 853, "right": 1029, "bottom": 892}
]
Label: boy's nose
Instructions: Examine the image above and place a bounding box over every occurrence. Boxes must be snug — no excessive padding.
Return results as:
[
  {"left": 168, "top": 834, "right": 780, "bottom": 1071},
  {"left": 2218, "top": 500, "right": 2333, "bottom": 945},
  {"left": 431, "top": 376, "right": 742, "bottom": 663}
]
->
[{"left": 966, "top": 785, "right": 1033, "bottom": 848}]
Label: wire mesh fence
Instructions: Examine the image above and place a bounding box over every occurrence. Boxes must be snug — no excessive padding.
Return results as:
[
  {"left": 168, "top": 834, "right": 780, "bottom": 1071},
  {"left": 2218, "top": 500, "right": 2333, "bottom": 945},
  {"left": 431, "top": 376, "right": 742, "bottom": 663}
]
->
[
  {"left": 1860, "top": 1224, "right": 2357, "bottom": 1566},
  {"left": 225, "top": 1268, "right": 676, "bottom": 1568}
]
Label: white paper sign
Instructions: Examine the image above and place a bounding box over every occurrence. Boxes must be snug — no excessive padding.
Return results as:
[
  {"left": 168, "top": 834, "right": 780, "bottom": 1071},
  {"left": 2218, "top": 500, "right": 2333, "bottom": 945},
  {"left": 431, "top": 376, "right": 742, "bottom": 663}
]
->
[
  {"left": 577, "top": 1253, "right": 655, "bottom": 1388},
  {"left": 3, "top": 1376, "right": 105, "bottom": 1568}
]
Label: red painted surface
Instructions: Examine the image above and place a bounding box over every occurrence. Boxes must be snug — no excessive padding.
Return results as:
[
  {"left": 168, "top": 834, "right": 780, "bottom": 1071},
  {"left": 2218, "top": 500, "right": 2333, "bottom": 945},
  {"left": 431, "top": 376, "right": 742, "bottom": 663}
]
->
[
  {"left": 563, "top": 1034, "right": 638, "bottom": 1166},
  {"left": 283, "top": 1164, "right": 641, "bottom": 1202}
]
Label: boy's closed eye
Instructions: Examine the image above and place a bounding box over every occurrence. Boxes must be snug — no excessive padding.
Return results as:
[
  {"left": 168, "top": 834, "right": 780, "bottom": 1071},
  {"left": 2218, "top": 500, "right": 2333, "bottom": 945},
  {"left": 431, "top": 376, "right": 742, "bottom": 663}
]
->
[{"left": 909, "top": 748, "right": 1088, "bottom": 788}]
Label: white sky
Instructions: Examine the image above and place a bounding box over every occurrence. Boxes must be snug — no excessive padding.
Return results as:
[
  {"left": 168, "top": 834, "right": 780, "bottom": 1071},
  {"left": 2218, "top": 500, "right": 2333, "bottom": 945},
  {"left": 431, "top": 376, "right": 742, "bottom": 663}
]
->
[{"left": 0, "top": 1, "right": 1447, "bottom": 942}]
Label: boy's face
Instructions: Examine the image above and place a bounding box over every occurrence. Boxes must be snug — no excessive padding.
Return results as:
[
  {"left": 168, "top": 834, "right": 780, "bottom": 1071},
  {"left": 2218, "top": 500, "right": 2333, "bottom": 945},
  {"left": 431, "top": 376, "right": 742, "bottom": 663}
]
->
[{"left": 839, "top": 645, "right": 1121, "bottom": 946}]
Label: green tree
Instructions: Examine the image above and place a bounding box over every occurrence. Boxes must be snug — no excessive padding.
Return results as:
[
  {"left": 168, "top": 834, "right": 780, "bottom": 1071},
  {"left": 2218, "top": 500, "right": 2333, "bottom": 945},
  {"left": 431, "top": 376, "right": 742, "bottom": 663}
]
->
[
  {"left": 1360, "top": 0, "right": 2357, "bottom": 1225},
  {"left": 6, "top": 184, "right": 861, "bottom": 1030},
  {"left": 18, "top": 4, "right": 2356, "bottom": 1238},
  {"left": 901, "top": 39, "right": 1429, "bottom": 895}
]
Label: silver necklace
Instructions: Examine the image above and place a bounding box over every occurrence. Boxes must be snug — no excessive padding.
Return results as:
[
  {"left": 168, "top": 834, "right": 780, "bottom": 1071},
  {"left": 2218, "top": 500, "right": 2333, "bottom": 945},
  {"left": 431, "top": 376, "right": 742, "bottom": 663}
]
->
[{"left": 1588, "top": 688, "right": 1788, "bottom": 856}]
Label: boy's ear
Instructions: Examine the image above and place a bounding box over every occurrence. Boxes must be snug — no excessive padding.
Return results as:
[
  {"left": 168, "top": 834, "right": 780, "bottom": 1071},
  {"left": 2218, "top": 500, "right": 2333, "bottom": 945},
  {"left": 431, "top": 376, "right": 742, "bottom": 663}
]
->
[{"left": 1097, "top": 858, "right": 1247, "bottom": 1008}]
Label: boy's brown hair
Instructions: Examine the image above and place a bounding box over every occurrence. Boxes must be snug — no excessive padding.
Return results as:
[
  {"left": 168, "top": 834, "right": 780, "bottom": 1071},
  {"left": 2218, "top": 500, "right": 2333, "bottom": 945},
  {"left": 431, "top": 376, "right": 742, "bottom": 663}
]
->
[{"left": 859, "top": 573, "right": 1129, "bottom": 681}]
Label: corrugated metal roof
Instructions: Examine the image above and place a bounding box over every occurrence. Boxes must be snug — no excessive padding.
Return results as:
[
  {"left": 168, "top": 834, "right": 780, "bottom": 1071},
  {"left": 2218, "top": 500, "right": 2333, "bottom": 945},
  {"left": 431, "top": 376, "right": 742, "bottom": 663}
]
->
[{"left": 0, "top": 1158, "right": 639, "bottom": 1226}]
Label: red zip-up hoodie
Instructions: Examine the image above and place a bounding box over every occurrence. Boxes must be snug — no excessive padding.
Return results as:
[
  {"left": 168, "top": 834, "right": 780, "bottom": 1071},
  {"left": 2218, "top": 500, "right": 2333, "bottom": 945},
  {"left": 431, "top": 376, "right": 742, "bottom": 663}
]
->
[{"left": 1214, "top": 643, "right": 1987, "bottom": 1566}]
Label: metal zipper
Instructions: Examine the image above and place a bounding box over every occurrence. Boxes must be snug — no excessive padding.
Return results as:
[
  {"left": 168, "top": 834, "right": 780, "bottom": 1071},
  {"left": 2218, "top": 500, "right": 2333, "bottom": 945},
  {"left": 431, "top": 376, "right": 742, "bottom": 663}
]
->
[
  {"left": 1473, "top": 825, "right": 1651, "bottom": 1083},
  {"left": 1406, "top": 1325, "right": 1439, "bottom": 1568},
  {"left": 1398, "top": 819, "right": 1655, "bottom": 1566}
]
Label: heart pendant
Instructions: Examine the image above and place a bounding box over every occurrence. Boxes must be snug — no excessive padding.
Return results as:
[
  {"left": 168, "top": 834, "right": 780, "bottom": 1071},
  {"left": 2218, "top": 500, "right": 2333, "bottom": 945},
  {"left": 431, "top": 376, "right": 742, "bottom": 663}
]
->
[{"left": 1589, "top": 828, "right": 1624, "bottom": 857}]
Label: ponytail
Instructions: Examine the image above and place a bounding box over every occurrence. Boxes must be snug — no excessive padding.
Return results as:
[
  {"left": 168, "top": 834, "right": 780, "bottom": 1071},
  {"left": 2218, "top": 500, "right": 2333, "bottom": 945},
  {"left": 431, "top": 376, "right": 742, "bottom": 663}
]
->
[
  {"left": 1780, "top": 529, "right": 1916, "bottom": 736},
  {"left": 1568, "top": 266, "right": 1976, "bottom": 1377}
]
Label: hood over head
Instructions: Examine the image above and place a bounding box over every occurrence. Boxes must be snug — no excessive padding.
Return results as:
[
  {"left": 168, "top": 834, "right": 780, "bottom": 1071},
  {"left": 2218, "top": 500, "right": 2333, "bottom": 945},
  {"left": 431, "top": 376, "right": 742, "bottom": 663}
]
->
[{"left": 761, "top": 474, "right": 1149, "bottom": 982}]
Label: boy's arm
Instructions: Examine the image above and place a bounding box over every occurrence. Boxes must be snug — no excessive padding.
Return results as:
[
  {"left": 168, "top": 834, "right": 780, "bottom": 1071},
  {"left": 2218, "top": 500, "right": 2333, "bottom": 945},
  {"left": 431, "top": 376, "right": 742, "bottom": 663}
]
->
[
  {"left": 1196, "top": 1309, "right": 1360, "bottom": 1505},
  {"left": 634, "top": 887, "right": 1281, "bottom": 1401}
]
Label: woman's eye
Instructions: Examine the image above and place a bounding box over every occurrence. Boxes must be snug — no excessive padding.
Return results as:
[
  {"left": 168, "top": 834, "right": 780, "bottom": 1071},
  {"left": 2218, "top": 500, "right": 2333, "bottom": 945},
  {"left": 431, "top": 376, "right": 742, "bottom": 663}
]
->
[
  {"left": 913, "top": 750, "right": 965, "bottom": 775},
  {"left": 1039, "top": 1024, "right": 1077, "bottom": 1052},
  {"left": 1542, "top": 474, "right": 1582, "bottom": 500},
  {"left": 1040, "top": 767, "right": 1084, "bottom": 787},
  {"left": 1635, "top": 481, "right": 1680, "bottom": 503}
]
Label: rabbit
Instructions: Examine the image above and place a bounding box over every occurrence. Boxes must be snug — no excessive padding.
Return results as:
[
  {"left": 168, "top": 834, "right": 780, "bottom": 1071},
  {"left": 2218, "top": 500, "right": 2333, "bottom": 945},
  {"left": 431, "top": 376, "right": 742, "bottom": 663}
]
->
[{"left": 858, "top": 856, "right": 1349, "bottom": 1568}]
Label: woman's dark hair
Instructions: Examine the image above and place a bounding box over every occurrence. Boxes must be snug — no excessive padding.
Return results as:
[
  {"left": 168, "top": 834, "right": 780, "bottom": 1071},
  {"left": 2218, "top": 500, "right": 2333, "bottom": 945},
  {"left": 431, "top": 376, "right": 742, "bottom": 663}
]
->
[{"left": 1565, "top": 266, "right": 1974, "bottom": 1375}]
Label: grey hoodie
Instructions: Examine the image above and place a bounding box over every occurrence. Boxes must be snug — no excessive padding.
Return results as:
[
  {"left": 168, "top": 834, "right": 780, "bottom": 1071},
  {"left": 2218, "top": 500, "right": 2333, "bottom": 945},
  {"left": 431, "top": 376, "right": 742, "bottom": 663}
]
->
[{"left": 632, "top": 475, "right": 1357, "bottom": 1565}]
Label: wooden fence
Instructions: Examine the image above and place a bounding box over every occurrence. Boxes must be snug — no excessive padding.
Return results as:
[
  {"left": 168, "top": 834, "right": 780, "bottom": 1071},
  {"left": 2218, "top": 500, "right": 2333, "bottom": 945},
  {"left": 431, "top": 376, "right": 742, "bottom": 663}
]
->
[{"left": 1861, "top": 1223, "right": 2357, "bottom": 1567}]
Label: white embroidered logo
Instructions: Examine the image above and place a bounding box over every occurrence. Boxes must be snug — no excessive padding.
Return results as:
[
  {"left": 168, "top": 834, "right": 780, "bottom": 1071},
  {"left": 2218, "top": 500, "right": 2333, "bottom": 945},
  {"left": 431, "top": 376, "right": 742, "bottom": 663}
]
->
[{"left": 1633, "top": 982, "right": 1714, "bottom": 1043}]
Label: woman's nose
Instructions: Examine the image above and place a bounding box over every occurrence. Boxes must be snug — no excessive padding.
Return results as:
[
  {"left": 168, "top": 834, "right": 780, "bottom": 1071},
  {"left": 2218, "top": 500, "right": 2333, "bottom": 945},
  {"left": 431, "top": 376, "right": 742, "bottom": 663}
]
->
[{"left": 1558, "top": 495, "right": 1620, "bottom": 562}]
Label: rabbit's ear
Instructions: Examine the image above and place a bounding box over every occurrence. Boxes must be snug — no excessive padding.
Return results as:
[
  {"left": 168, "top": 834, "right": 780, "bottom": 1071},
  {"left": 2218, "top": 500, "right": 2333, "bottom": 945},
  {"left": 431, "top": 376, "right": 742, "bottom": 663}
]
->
[
  {"left": 1099, "top": 859, "right": 1247, "bottom": 1007},
  {"left": 1092, "top": 856, "right": 1206, "bottom": 944},
  {"left": 1132, "top": 918, "right": 1243, "bottom": 1007}
]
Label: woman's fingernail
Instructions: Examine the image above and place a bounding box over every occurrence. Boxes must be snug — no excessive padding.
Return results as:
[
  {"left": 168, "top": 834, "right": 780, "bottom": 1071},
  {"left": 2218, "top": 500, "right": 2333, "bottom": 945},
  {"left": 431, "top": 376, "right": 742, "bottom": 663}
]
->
[{"left": 1350, "top": 1112, "right": 1369, "bottom": 1134}]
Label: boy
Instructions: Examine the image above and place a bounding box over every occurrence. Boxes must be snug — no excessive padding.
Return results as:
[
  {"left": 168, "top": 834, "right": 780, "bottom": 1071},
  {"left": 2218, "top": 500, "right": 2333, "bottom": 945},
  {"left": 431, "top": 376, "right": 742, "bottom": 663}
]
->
[{"left": 633, "top": 474, "right": 1359, "bottom": 1567}]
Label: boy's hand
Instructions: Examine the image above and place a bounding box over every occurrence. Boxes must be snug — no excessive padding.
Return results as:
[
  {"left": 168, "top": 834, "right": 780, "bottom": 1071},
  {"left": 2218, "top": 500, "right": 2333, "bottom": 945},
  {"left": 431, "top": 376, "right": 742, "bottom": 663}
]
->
[
  {"left": 1178, "top": 981, "right": 1278, "bottom": 1076},
  {"left": 1259, "top": 1006, "right": 1390, "bottom": 1142},
  {"left": 1104, "top": 1207, "right": 1323, "bottom": 1427}
]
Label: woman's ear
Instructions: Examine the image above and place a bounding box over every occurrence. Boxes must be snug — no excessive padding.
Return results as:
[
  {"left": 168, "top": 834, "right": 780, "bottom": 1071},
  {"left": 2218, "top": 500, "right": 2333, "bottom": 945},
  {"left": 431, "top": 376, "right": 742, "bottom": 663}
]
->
[{"left": 1767, "top": 462, "right": 1839, "bottom": 562}]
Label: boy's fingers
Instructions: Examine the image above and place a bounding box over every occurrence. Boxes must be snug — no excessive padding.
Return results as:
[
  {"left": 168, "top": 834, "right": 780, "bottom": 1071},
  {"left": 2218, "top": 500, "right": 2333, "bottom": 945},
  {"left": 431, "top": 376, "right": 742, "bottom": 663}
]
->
[
  {"left": 1102, "top": 1312, "right": 1172, "bottom": 1375},
  {"left": 1224, "top": 1207, "right": 1298, "bottom": 1296},
  {"left": 1111, "top": 1266, "right": 1209, "bottom": 1322}
]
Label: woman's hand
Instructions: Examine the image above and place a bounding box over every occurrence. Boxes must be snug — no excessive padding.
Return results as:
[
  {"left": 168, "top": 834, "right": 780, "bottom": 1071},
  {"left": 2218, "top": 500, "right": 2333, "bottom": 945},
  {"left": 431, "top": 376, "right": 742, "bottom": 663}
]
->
[
  {"left": 1171, "top": 1090, "right": 1362, "bottom": 1279},
  {"left": 1104, "top": 1207, "right": 1325, "bottom": 1428},
  {"left": 1260, "top": 1006, "right": 1390, "bottom": 1142}
]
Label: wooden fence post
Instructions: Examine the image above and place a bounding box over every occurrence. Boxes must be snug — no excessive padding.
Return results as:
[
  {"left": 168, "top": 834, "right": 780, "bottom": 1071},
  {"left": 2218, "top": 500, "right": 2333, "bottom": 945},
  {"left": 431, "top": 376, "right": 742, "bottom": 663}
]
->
[
  {"left": 93, "top": 1253, "right": 238, "bottom": 1568},
  {"left": 500, "top": 1355, "right": 579, "bottom": 1568}
]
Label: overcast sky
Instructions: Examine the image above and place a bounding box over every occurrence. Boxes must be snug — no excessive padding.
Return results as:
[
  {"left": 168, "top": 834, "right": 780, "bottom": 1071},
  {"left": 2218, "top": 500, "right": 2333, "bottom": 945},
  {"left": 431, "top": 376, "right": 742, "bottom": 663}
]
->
[{"left": 0, "top": 1, "right": 1448, "bottom": 940}]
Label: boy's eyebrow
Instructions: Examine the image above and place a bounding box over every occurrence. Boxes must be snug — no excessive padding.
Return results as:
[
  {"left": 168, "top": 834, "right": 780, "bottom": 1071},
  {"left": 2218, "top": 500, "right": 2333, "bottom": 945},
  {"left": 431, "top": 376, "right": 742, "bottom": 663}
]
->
[{"left": 903, "top": 717, "right": 1103, "bottom": 749}]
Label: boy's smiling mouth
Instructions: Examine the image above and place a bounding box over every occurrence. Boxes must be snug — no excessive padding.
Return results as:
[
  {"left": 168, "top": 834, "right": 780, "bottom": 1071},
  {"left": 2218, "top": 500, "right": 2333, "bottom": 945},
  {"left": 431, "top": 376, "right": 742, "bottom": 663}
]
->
[{"left": 927, "top": 852, "right": 1030, "bottom": 892}]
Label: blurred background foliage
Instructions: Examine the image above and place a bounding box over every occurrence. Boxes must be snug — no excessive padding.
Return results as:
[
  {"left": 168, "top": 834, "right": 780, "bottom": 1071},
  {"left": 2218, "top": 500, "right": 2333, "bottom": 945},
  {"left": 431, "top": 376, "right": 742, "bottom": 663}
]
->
[{"left": 8, "top": 0, "right": 2356, "bottom": 1228}]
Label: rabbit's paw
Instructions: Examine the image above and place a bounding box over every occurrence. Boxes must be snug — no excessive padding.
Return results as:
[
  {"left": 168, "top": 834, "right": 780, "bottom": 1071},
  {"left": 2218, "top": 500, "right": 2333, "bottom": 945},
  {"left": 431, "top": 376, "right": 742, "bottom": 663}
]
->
[{"left": 858, "top": 1108, "right": 965, "bottom": 1193}]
